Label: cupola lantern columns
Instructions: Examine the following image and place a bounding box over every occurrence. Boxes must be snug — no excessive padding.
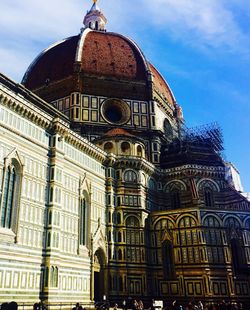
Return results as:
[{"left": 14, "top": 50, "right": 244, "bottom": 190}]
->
[{"left": 83, "top": 0, "right": 107, "bottom": 31}]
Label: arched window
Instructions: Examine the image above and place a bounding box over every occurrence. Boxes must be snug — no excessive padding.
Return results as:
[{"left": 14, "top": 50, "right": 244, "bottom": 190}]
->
[
  {"left": 204, "top": 188, "right": 214, "bottom": 207},
  {"left": 245, "top": 218, "right": 250, "bottom": 229},
  {"left": 49, "top": 266, "right": 59, "bottom": 287},
  {"left": 148, "top": 178, "right": 157, "bottom": 190},
  {"left": 203, "top": 216, "right": 220, "bottom": 227},
  {"left": 137, "top": 145, "right": 143, "bottom": 157},
  {"left": 44, "top": 267, "right": 49, "bottom": 287},
  {"left": 179, "top": 216, "right": 196, "bottom": 228},
  {"left": 104, "top": 142, "right": 113, "bottom": 153},
  {"left": 95, "top": 21, "right": 99, "bottom": 30},
  {"left": 118, "top": 249, "right": 122, "bottom": 260},
  {"left": 121, "top": 142, "right": 131, "bottom": 155},
  {"left": 47, "top": 232, "right": 51, "bottom": 247},
  {"left": 162, "top": 240, "right": 175, "bottom": 279},
  {"left": 124, "top": 170, "right": 137, "bottom": 182},
  {"left": 80, "top": 197, "right": 87, "bottom": 246},
  {"left": 126, "top": 216, "right": 140, "bottom": 228},
  {"left": 48, "top": 210, "right": 52, "bottom": 225},
  {"left": 54, "top": 267, "right": 58, "bottom": 287},
  {"left": 1, "top": 162, "right": 21, "bottom": 229},
  {"left": 50, "top": 266, "right": 54, "bottom": 286},
  {"left": 118, "top": 231, "right": 122, "bottom": 242},
  {"left": 224, "top": 217, "right": 241, "bottom": 229},
  {"left": 170, "top": 190, "right": 180, "bottom": 209}
]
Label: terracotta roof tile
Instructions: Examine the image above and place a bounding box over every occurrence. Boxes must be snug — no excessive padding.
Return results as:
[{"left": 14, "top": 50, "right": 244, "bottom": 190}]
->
[
  {"left": 104, "top": 128, "right": 134, "bottom": 137},
  {"left": 148, "top": 62, "right": 175, "bottom": 106}
]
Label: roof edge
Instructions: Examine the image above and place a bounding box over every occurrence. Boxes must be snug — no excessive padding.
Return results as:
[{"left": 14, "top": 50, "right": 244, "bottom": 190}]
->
[{"left": 22, "top": 36, "right": 77, "bottom": 85}]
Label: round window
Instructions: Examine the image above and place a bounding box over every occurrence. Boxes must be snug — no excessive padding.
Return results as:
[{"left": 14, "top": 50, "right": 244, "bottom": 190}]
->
[
  {"left": 101, "top": 98, "right": 131, "bottom": 125},
  {"left": 104, "top": 142, "right": 113, "bottom": 152}
]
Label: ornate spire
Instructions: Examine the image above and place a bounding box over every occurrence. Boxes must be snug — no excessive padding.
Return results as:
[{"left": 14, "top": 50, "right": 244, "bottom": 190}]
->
[{"left": 83, "top": 0, "right": 107, "bottom": 31}]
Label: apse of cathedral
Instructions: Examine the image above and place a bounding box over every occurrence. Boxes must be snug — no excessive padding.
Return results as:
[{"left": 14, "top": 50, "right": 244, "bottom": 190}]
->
[{"left": 0, "top": 0, "right": 250, "bottom": 307}]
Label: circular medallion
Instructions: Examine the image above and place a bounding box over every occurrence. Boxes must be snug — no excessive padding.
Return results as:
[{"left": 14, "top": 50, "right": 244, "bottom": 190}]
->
[{"left": 101, "top": 98, "right": 131, "bottom": 125}]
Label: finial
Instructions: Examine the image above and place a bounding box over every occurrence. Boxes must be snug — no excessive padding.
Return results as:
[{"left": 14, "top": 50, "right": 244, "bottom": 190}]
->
[{"left": 83, "top": 0, "right": 107, "bottom": 31}]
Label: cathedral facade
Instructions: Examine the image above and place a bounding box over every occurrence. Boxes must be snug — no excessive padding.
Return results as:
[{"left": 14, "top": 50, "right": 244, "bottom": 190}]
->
[{"left": 0, "top": 1, "right": 250, "bottom": 307}]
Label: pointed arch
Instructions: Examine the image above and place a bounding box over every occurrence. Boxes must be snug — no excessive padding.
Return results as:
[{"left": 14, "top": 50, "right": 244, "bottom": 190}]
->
[
  {"left": 79, "top": 176, "right": 91, "bottom": 248},
  {"left": 177, "top": 215, "right": 197, "bottom": 228},
  {"left": 79, "top": 190, "right": 90, "bottom": 247},
  {"left": 148, "top": 177, "right": 157, "bottom": 191},
  {"left": 197, "top": 178, "right": 220, "bottom": 192},
  {"left": 164, "top": 180, "right": 187, "bottom": 193},
  {"left": 0, "top": 151, "right": 23, "bottom": 235},
  {"left": 224, "top": 216, "right": 242, "bottom": 228},
  {"left": 124, "top": 169, "right": 138, "bottom": 182},
  {"left": 244, "top": 217, "right": 250, "bottom": 229},
  {"left": 202, "top": 215, "right": 222, "bottom": 227},
  {"left": 154, "top": 217, "right": 175, "bottom": 230},
  {"left": 125, "top": 215, "right": 140, "bottom": 227}
]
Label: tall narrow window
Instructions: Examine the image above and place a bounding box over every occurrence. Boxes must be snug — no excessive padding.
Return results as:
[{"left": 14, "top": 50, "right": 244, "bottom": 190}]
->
[
  {"left": 162, "top": 240, "right": 176, "bottom": 279},
  {"left": 137, "top": 145, "right": 143, "bottom": 157},
  {"left": 231, "top": 238, "right": 245, "bottom": 275},
  {"left": 204, "top": 188, "right": 214, "bottom": 207},
  {"left": 1, "top": 166, "right": 16, "bottom": 228},
  {"left": 80, "top": 198, "right": 87, "bottom": 245},
  {"left": 170, "top": 190, "right": 180, "bottom": 209}
]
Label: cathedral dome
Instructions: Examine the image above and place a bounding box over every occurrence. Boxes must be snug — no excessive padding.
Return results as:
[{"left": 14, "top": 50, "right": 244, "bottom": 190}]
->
[
  {"left": 22, "top": 30, "right": 147, "bottom": 90},
  {"left": 21, "top": 3, "right": 176, "bottom": 107}
]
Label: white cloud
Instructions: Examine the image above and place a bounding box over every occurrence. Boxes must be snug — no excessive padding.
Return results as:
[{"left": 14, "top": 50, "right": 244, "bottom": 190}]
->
[
  {"left": 0, "top": 0, "right": 83, "bottom": 40},
  {"left": 139, "top": 0, "right": 246, "bottom": 49},
  {"left": 0, "top": 0, "right": 246, "bottom": 46},
  {"left": 0, "top": 0, "right": 248, "bottom": 81}
]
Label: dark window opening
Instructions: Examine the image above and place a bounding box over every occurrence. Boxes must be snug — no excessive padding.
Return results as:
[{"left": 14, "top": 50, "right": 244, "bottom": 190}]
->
[
  {"left": 170, "top": 191, "right": 180, "bottom": 209},
  {"left": 231, "top": 238, "right": 246, "bottom": 275},
  {"left": 162, "top": 240, "right": 176, "bottom": 280},
  {"left": 204, "top": 189, "right": 214, "bottom": 207},
  {"left": 80, "top": 198, "right": 87, "bottom": 245}
]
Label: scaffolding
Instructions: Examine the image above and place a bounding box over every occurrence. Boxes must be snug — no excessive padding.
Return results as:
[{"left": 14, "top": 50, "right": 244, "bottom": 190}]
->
[{"left": 181, "top": 122, "right": 224, "bottom": 153}]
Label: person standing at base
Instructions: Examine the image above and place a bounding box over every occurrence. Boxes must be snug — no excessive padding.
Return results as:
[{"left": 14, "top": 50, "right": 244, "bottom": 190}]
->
[{"left": 122, "top": 300, "right": 127, "bottom": 310}]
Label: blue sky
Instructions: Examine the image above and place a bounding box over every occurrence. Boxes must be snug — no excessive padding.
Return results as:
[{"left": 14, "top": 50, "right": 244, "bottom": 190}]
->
[{"left": 0, "top": 0, "right": 249, "bottom": 191}]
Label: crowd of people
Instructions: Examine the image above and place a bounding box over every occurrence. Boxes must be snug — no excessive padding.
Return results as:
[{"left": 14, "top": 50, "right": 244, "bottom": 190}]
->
[
  {"left": 0, "top": 302, "right": 18, "bottom": 310},
  {"left": 0, "top": 302, "right": 46, "bottom": 310},
  {"left": 0, "top": 300, "right": 247, "bottom": 310},
  {"left": 165, "top": 299, "right": 245, "bottom": 310},
  {"left": 125, "top": 299, "right": 246, "bottom": 310}
]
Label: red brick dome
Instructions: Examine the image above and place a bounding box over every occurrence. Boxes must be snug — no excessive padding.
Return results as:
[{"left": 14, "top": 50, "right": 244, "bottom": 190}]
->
[{"left": 22, "top": 28, "right": 175, "bottom": 106}]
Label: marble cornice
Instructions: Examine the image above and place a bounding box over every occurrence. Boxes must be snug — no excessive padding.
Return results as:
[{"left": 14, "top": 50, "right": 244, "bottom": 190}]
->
[
  {"left": 152, "top": 88, "right": 175, "bottom": 112},
  {"left": 52, "top": 118, "right": 107, "bottom": 163},
  {"left": 0, "top": 90, "right": 52, "bottom": 130},
  {"left": 110, "top": 155, "right": 158, "bottom": 175},
  {"left": 160, "top": 164, "right": 225, "bottom": 179}
]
